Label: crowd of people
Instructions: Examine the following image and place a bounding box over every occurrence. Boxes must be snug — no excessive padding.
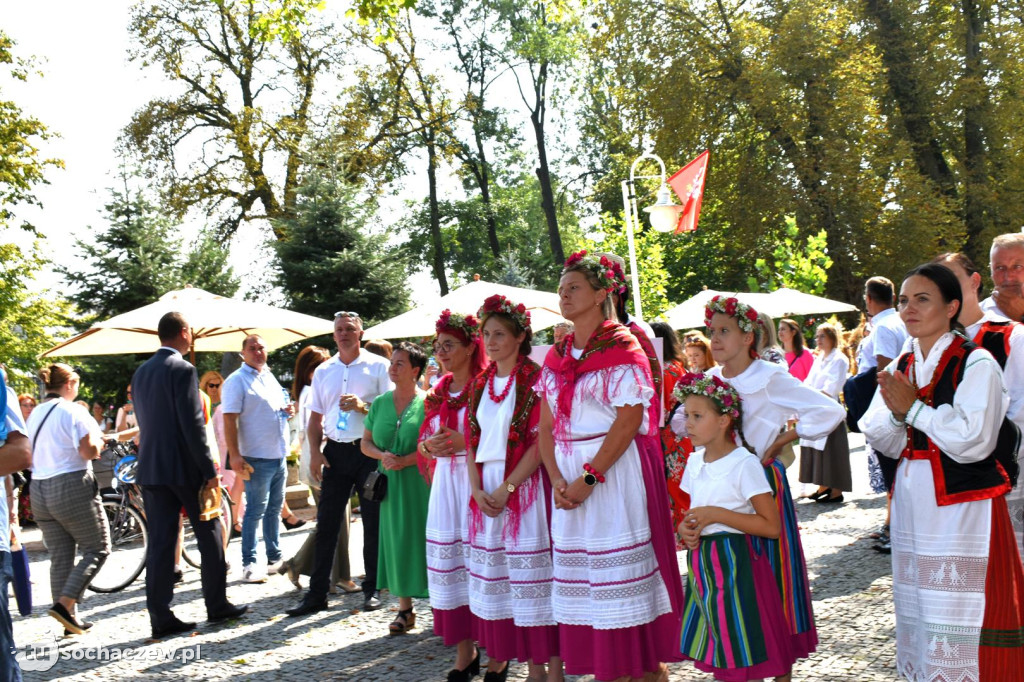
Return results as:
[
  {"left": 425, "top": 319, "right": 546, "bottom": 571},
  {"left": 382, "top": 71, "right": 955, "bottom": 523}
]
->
[{"left": 3, "top": 233, "right": 1024, "bottom": 681}]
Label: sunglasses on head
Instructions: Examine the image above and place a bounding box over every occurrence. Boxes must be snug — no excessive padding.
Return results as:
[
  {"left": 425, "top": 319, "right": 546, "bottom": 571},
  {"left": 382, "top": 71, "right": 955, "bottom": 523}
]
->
[{"left": 334, "top": 311, "right": 361, "bottom": 320}]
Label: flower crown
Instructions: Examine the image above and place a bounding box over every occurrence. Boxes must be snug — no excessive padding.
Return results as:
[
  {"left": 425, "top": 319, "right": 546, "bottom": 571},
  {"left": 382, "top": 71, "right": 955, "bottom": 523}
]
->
[
  {"left": 705, "top": 295, "right": 759, "bottom": 333},
  {"left": 436, "top": 309, "right": 480, "bottom": 340},
  {"left": 672, "top": 372, "right": 742, "bottom": 420},
  {"left": 479, "top": 294, "right": 531, "bottom": 331},
  {"left": 563, "top": 249, "right": 627, "bottom": 294}
]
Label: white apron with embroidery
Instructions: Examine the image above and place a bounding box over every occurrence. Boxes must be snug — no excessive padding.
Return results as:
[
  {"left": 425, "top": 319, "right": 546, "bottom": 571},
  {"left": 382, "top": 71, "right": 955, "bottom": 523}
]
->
[
  {"left": 539, "top": 362, "right": 671, "bottom": 630},
  {"left": 860, "top": 333, "right": 1008, "bottom": 682}
]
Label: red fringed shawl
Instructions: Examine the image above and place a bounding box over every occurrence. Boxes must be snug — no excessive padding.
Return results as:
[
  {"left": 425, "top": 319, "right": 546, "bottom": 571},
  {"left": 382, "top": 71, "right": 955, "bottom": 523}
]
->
[
  {"left": 466, "top": 357, "right": 543, "bottom": 540},
  {"left": 542, "top": 320, "right": 653, "bottom": 442},
  {"left": 417, "top": 372, "right": 473, "bottom": 483}
]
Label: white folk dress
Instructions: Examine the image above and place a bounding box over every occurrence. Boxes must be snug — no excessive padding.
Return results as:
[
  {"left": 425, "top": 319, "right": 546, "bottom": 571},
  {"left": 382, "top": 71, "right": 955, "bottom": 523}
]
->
[
  {"left": 466, "top": 375, "right": 556, "bottom": 642},
  {"left": 538, "top": 359, "right": 672, "bottom": 631},
  {"left": 860, "top": 333, "right": 1014, "bottom": 682},
  {"left": 424, "top": 392, "right": 472, "bottom": 617}
]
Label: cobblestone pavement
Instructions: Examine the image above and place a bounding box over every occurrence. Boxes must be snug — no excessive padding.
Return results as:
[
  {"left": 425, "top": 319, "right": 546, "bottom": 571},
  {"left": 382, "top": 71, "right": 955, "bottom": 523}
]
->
[{"left": 13, "top": 434, "right": 898, "bottom": 681}]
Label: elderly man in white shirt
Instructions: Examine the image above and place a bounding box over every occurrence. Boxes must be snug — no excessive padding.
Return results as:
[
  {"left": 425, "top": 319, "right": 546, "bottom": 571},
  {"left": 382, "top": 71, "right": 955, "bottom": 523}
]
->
[{"left": 286, "top": 312, "right": 392, "bottom": 617}]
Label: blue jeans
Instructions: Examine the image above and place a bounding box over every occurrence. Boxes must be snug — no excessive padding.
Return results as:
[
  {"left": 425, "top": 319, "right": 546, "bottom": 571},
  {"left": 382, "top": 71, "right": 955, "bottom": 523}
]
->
[
  {"left": 0, "top": 551, "right": 22, "bottom": 681},
  {"left": 241, "top": 457, "right": 286, "bottom": 568}
]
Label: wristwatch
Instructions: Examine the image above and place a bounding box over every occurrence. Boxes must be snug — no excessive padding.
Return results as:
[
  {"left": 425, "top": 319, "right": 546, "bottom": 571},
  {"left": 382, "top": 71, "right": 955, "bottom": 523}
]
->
[
  {"left": 583, "top": 471, "right": 598, "bottom": 486},
  {"left": 505, "top": 481, "right": 516, "bottom": 493}
]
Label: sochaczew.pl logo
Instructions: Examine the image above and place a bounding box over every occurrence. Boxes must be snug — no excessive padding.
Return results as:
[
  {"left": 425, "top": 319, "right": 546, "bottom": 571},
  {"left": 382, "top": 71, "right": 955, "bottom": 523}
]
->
[{"left": 15, "top": 637, "right": 202, "bottom": 671}]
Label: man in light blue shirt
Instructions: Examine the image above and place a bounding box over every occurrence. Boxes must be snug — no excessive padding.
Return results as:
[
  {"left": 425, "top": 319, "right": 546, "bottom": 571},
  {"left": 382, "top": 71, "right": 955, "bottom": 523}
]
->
[
  {"left": 222, "top": 334, "right": 293, "bottom": 582},
  {"left": 0, "top": 371, "right": 30, "bottom": 680}
]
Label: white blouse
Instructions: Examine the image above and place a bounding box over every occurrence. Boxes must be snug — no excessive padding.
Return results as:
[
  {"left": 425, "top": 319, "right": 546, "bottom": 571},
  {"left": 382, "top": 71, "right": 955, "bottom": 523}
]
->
[
  {"left": 681, "top": 446, "right": 773, "bottom": 535},
  {"left": 859, "top": 332, "right": 1007, "bottom": 463},
  {"left": 804, "top": 349, "right": 850, "bottom": 398},
  {"left": 538, "top": 364, "right": 654, "bottom": 438},
  {"left": 475, "top": 375, "right": 515, "bottom": 463},
  {"left": 671, "top": 360, "right": 845, "bottom": 460}
]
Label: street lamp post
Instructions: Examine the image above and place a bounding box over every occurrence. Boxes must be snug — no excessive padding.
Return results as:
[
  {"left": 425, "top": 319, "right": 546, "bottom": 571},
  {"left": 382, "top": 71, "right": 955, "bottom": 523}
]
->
[{"left": 620, "top": 152, "right": 682, "bottom": 320}]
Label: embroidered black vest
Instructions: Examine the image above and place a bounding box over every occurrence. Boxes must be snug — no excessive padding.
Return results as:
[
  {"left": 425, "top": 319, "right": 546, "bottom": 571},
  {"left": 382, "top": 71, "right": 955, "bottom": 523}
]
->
[{"left": 896, "top": 335, "right": 1020, "bottom": 506}]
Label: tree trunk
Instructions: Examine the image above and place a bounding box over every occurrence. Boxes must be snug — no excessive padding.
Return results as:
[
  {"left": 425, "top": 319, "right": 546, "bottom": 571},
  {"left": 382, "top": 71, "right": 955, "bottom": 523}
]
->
[
  {"left": 863, "top": 0, "right": 958, "bottom": 199},
  {"left": 962, "top": 0, "right": 989, "bottom": 263},
  {"left": 531, "top": 60, "right": 564, "bottom": 266},
  {"left": 473, "top": 122, "right": 502, "bottom": 258},
  {"left": 426, "top": 134, "right": 449, "bottom": 295}
]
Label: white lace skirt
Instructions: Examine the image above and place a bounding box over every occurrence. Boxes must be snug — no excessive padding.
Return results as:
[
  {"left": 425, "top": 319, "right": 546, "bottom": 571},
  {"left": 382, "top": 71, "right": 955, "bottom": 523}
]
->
[{"left": 466, "top": 460, "right": 555, "bottom": 626}]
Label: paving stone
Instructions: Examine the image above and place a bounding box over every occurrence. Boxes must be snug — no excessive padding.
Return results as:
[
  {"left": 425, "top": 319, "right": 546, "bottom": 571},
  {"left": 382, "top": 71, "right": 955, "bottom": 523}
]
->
[{"left": 12, "top": 433, "right": 899, "bottom": 680}]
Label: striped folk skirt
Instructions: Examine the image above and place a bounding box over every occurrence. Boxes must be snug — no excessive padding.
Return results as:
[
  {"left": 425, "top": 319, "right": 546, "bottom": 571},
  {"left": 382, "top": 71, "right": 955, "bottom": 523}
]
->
[
  {"left": 763, "top": 459, "right": 818, "bottom": 659},
  {"left": 681, "top": 533, "right": 797, "bottom": 681}
]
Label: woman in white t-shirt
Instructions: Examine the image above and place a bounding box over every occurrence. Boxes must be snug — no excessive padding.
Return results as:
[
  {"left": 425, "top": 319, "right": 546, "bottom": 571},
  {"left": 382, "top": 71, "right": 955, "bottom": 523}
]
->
[{"left": 27, "top": 363, "right": 110, "bottom": 636}]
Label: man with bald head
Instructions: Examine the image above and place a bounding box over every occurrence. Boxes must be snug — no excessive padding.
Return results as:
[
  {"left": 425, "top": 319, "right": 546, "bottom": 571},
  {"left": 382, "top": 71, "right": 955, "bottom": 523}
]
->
[{"left": 222, "top": 334, "right": 294, "bottom": 583}]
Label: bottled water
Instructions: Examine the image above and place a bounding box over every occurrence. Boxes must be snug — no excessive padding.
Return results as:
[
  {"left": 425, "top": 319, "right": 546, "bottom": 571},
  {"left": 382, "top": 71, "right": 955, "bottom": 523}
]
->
[{"left": 336, "top": 406, "right": 349, "bottom": 431}]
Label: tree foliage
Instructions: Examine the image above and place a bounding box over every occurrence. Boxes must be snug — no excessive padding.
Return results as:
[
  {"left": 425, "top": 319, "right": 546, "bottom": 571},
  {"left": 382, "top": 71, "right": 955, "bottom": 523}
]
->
[
  {"left": 747, "top": 218, "right": 832, "bottom": 295},
  {"left": 273, "top": 158, "right": 410, "bottom": 325}
]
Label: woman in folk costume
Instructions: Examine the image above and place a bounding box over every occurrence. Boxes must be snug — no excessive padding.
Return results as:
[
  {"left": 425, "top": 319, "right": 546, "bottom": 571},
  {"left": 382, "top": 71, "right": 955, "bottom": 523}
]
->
[
  {"left": 860, "top": 263, "right": 1024, "bottom": 682},
  {"left": 418, "top": 310, "right": 488, "bottom": 681},
  {"left": 466, "top": 294, "right": 561, "bottom": 682},
  {"left": 538, "top": 250, "right": 683, "bottom": 682},
  {"left": 674, "top": 373, "right": 797, "bottom": 682},
  {"left": 670, "top": 295, "right": 844, "bottom": 662}
]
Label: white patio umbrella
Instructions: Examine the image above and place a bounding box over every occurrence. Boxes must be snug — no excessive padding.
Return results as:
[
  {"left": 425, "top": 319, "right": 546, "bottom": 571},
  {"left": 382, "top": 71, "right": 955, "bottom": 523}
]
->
[
  {"left": 41, "top": 287, "right": 334, "bottom": 360},
  {"left": 660, "top": 289, "right": 775, "bottom": 330},
  {"left": 361, "top": 279, "right": 565, "bottom": 339},
  {"left": 660, "top": 287, "right": 857, "bottom": 330}
]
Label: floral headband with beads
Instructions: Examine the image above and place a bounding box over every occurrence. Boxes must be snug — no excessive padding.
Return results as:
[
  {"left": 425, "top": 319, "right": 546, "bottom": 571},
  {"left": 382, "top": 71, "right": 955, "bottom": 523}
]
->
[
  {"left": 436, "top": 309, "right": 480, "bottom": 341},
  {"left": 563, "top": 249, "right": 627, "bottom": 295},
  {"left": 705, "top": 295, "right": 759, "bottom": 333},
  {"left": 672, "top": 372, "right": 742, "bottom": 420},
  {"left": 479, "top": 294, "right": 531, "bottom": 332}
]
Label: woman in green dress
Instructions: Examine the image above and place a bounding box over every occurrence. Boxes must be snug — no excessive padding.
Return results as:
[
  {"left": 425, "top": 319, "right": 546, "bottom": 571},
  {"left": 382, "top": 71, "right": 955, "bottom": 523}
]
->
[{"left": 361, "top": 341, "right": 430, "bottom": 635}]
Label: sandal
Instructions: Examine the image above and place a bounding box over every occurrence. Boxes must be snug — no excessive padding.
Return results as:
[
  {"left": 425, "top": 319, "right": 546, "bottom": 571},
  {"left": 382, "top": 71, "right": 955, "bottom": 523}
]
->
[{"left": 388, "top": 608, "right": 415, "bottom": 635}]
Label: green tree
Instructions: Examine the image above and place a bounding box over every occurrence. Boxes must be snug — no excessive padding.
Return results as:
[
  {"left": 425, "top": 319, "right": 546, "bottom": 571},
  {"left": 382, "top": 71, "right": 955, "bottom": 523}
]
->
[
  {"left": 746, "top": 218, "right": 833, "bottom": 295},
  {"left": 124, "top": 0, "right": 351, "bottom": 238},
  {"left": 0, "top": 243, "right": 73, "bottom": 393},
  {"left": 273, "top": 160, "right": 410, "bottom": 324},
  {"left": 58, "top": 175, "right": 239, "bottom": 402}
]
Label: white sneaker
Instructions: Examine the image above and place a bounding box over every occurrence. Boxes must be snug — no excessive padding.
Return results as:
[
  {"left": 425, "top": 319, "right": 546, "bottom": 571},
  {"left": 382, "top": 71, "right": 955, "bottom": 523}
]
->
[{"left": 242, "top": 565, "right": 267, "bottom": 583}]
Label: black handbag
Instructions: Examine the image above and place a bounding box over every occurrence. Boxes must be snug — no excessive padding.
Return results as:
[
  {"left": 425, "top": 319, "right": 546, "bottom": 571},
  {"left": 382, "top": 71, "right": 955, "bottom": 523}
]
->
[{"left": 362, "top": 470, "right": 387, "bottom": 501}]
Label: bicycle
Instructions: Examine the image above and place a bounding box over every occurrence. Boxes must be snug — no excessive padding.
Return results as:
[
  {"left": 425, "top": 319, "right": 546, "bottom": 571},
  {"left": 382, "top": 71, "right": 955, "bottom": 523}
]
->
[{"left": 88, "top": 442, "right": 149, "bottom": 593}]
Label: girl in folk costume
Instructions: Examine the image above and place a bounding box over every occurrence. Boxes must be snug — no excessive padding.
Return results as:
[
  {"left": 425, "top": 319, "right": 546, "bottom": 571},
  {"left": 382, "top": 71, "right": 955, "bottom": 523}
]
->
[
  {"left": 675, "top": 373, "right": 797, "bottom": 682},
  {"left": 671, "top": 296, "right": 844, "bottom": 662},
  {"left": 466, "top": 294, "right": 561, "bottom": 682},
  {"left": 860, "top": 263, "right": 1024, "bottom": 682},
  {"left": 418, "top": 310, "right": 488, "bottom": 681},
  {"left": 538, "top": 251, "right": 684, "bottom": 682}
]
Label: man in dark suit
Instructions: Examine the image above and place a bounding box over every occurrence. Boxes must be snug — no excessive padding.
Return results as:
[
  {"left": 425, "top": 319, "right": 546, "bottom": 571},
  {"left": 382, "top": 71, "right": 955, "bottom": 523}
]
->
[{"left": 132, "top": 312, "right": 247, "bottom": 638}]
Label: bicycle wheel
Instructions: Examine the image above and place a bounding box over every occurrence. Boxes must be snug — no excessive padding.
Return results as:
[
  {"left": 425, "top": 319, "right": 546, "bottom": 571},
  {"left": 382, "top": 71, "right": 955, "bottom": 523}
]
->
[
  {"left": 181, "top": 491, "right": 232, "bottom": 568},
  {"left": 89, "top": 501, "right": 148, "bottom": 593}
]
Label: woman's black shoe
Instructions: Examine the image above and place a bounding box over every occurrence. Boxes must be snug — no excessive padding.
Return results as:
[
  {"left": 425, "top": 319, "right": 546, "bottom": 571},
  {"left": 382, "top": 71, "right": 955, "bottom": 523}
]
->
[
  {"left": 446, "top": 650, "right": 480, "bottom": 681},
  {"left": 807, "top": 488, "right": 831, "bottom": 501},
  {"left": 816, "top": 493, "right": 844, "bottom": 504},
  {"left": 482, "top": 662, "right": 509, "bottom": 682}
]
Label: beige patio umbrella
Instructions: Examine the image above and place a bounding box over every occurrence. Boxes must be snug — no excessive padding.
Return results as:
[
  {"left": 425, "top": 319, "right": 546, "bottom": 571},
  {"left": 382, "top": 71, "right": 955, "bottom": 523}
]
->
[
  {"left": 41, "top": 287, "right": 334, "bottom": 361},
  {"left": 660, "top": 287, "right": 857, "bottom": 330},
  {"left": 361, "top": 279, "right": 566, "bottom": 339}
]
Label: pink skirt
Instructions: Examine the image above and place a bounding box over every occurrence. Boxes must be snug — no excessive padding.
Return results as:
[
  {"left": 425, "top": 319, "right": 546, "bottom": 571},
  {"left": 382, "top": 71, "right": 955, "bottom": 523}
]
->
[
  {"left": 476, "top": 616, "right": 559, "bottom": 664},
  {"left": 433, "top": 605, "right": 475, "bottom": 647}
]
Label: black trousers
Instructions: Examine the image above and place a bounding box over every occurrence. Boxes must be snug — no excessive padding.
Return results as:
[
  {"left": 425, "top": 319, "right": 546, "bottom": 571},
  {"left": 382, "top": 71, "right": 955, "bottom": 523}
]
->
[
  {"left": 142, "top": 484, "right": 228, "bottom": 628},
  {"left": 309, "top": 439, "right": 380, "bottom": 600}
]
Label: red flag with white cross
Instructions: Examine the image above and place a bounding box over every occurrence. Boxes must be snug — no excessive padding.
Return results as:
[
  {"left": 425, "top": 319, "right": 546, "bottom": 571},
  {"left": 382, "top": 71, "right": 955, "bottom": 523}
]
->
[{"left": 667, "top": 150, "right": 709, "bottom": 234}]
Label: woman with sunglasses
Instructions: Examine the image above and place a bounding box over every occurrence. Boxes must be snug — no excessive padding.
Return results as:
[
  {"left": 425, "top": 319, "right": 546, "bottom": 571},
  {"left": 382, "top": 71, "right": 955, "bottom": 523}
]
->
[
  {"left": 27, "top": 364, "right": 110, "bottom": 635},
  {"left": 418, "top": 310, "right": 487, "bottom": 680}
]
